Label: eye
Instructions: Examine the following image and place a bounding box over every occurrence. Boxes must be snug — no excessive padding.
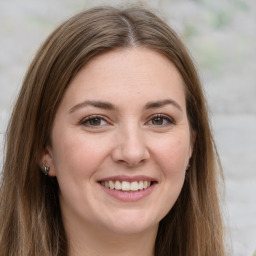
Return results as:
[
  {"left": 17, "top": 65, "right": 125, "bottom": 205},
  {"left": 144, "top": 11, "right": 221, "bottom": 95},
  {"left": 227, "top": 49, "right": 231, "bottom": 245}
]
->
[
  {"left": 80, "top": 115, "right": 108, "bottom": 127},
  {"left": 147, "top": 114, "right": 174, "bottom": 127}
]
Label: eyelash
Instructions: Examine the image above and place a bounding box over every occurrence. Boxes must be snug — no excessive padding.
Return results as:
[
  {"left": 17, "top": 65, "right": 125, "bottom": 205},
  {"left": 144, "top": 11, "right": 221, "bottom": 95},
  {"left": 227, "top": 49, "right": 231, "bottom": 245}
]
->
[
  {"left": 146, "top": 114, "right": 175, "bottom": 127},
  {"left": 79, "top": 115, "right": 109, "bottom": 128},
  {"left": 79, "top": 114, "right": 175, "bottom": 128}
]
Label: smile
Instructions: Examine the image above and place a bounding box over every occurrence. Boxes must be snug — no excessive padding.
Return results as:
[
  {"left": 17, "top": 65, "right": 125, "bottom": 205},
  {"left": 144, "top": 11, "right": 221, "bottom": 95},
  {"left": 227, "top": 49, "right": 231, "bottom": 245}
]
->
[
  {"left": 98, "top": 176, "right": 157, "bottom": 201},
  {"left": 100, "top": 180, "right": 151, "bottom": 192}
]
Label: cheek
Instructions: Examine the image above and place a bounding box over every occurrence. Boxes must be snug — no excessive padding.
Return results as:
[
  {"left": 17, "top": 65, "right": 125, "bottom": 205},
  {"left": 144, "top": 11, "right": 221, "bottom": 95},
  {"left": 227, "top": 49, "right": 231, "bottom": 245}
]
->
[
  {"left": 149, "top": 135, "right": 190, "bottom": 219},
  {"left": 51, "top": 130, "right": 108, "bottom": 179},
  {"left": 155, "top": 134, "right": 191, "bottom": 173}
]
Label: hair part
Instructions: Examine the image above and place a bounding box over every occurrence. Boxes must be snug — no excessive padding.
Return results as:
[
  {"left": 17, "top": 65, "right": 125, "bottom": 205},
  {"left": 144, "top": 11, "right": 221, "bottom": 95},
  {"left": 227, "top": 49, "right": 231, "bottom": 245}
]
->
[{"left": 0, "top": 6, "right": 225, "bottom": 256}]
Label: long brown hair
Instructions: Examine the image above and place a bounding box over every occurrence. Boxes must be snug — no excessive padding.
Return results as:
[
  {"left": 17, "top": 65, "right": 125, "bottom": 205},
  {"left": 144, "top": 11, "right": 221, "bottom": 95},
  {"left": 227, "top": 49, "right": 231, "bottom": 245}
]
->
[{"left": 0, "top": 6, "right": 225, "bottom": 256}]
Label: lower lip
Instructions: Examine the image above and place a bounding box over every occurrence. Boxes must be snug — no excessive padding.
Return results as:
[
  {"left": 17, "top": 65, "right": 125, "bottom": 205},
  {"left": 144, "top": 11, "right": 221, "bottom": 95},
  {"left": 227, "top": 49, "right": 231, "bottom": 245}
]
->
[{"left": 99, "top": 183, "right": 156, "bottom": 202}]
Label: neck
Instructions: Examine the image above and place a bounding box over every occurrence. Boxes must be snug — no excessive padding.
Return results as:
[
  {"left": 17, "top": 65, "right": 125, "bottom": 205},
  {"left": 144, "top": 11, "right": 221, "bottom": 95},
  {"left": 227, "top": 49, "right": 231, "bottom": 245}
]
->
[{"left": 65, "top": 219, "right": 158, "bottom": 256}]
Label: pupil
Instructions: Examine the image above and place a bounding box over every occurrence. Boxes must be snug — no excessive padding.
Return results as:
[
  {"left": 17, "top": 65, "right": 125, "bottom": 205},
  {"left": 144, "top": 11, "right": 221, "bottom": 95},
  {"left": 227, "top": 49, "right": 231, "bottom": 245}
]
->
[
  {"left": 90, "top": 118, "right": 101, "bottom": 125},
  {"left": 153, "top": 117, "right": 163, "bottom": 125}
]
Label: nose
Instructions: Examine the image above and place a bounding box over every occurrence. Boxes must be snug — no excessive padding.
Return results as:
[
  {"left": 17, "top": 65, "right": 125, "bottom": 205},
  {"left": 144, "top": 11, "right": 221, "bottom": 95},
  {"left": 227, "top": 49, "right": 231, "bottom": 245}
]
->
[{"left": 111, "top": 126, "right": 150, "bottom": 167}]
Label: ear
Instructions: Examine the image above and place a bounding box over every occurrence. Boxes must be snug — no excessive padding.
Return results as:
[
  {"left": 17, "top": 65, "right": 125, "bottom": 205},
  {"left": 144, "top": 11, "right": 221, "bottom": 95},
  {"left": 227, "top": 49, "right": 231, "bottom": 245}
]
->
[{"left": 39, "top": 145, "right": 56, "bottom": 177}]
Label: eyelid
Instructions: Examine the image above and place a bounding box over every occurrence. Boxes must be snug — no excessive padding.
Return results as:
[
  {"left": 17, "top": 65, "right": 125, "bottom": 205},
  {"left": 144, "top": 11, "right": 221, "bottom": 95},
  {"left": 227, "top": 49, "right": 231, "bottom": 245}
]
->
[
  {"left": 146, "top": 113, "right": 175, "bottom": 126},
  {"left": 79, "top": 115, "right": 111, "bottom": 128},
  {"left": 78, "top": 113, "right": 175, "bottom": 128}
]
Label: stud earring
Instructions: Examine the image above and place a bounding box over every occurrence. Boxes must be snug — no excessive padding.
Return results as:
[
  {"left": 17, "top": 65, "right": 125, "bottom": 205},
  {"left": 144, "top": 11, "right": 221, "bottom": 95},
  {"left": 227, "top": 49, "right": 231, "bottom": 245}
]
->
[
  {"left": 43, "top": 166, "right": 50, "bottom": 176},
  {"left": 186, "top": 163, "right": 190, "bottom": 173}
]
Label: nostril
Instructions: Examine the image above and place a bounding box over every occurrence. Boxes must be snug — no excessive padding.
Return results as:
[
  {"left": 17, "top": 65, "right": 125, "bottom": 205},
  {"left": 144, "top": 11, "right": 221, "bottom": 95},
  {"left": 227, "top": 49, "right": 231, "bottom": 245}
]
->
[{"left": 111, "top": 134, "right": 150, "bottom": 166}]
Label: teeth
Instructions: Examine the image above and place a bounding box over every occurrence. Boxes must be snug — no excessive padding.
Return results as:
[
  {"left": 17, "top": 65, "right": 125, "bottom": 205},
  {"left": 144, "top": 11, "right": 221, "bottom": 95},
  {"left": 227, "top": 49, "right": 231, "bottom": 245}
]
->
[
  {"left": 122, "top": 181, "right": 130, "bottom": 191},
  {"left": 138, "top": 181, "right": 144, "bottom": 190},
  {"left": 101, "top": 180, "right": 152, "bottom": 191},
  {"left": 130, "top": 181, "right": 138, "bottom": 191},
  {"left": 109, "top": 180, "right": 115, "bottom": 189},
  {"left": 115, "top": 181, "right": 122, "bottom": 190},
  {"left": 143, "top": 181, "right": 150, "bottom": 189}
]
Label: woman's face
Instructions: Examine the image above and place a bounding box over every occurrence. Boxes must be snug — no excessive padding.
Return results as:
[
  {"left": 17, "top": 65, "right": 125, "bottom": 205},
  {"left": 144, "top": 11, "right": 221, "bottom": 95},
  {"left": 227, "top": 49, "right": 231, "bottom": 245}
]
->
[{"left": 43, "top": 48, "right": 193, "bottom": 235}]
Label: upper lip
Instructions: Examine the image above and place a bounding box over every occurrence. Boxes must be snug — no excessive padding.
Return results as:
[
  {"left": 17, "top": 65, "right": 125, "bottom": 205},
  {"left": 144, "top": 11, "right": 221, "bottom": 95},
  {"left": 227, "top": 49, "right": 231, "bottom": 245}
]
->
[{"left": 98, "top": 175, "right": 157, "bottom": 183}]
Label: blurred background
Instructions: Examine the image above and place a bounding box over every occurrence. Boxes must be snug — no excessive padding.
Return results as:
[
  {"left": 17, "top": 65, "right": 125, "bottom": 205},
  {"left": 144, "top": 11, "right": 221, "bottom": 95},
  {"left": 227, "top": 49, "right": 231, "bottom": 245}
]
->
[{"left": 0, "top": 0, "right": 255, "bottom": 255}]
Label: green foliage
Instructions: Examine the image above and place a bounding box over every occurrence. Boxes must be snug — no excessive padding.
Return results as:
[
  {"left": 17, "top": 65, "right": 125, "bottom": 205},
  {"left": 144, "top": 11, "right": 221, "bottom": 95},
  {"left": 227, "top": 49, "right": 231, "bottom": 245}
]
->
[
  {"left": 183, "top": 22, "right": 198, "bottom": 39},
  {"left": 214, "top": 11, "right": 231, "bottom": 29}
]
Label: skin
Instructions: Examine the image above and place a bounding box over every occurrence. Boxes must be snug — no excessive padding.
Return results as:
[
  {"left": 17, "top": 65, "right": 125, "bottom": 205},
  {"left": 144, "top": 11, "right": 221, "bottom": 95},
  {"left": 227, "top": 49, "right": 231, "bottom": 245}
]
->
[{"left": 42, "top": 48, "right": 194, "bottom": 256}]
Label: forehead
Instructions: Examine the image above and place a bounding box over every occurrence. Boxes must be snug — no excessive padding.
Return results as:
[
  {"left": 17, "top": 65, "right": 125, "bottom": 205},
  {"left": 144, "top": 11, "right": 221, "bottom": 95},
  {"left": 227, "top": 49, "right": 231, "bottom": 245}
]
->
[{"left": 62, "top": 47, "right": 186, "bottom": 109}]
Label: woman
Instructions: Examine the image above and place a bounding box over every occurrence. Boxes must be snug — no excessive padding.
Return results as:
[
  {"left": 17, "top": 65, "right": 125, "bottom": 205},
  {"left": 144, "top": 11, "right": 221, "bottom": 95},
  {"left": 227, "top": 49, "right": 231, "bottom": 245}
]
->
[{"left": 0, "top": 6, "right": 226, "bottom": 256}]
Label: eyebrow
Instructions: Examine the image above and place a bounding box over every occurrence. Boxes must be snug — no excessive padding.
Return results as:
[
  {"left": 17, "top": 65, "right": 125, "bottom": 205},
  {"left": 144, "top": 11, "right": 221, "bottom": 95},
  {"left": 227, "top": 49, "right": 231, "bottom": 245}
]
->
[
  {"left": 69, "top": 98, "right": 183, "bottom": 114},
  {"left": 69, "top": 100, "right": 116, "bottom": 113},
  {"left": 144, "top": 99, "right": 183, "bottom": 112}
]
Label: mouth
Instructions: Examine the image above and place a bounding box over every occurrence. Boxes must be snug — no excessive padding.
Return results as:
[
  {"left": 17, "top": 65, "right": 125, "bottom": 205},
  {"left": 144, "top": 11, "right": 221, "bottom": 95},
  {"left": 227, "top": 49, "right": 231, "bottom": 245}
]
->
[
  {"left": 97, "top": 176, "right": 157, "bottom": 201},
  {"left": 100, "top": 180, "right": 153, "bottom": 192}
]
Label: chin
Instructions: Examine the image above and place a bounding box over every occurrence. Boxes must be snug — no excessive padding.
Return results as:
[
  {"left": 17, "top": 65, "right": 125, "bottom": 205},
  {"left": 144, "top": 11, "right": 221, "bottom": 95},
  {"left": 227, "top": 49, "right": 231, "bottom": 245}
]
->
[
  {"left": 100, "top": 210, "right": 160, "bottom": 235},
  {"left": 106, "top": 222, "right": 158, "bottom": 235}
]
